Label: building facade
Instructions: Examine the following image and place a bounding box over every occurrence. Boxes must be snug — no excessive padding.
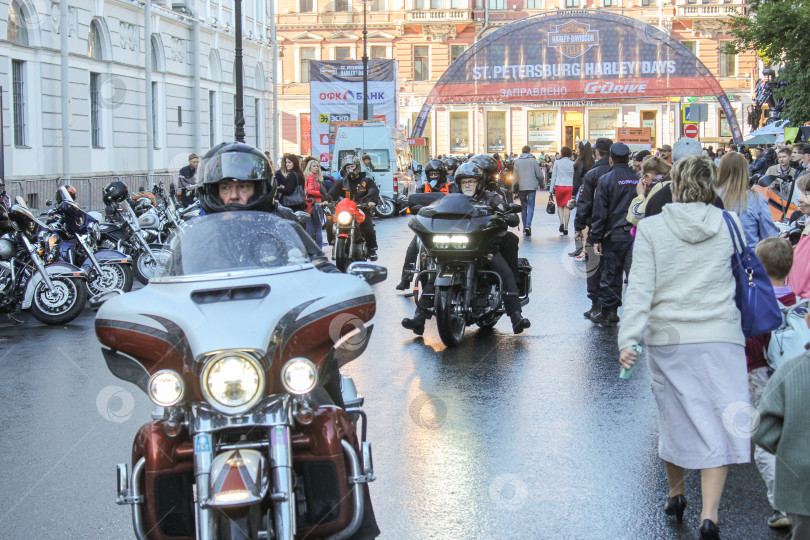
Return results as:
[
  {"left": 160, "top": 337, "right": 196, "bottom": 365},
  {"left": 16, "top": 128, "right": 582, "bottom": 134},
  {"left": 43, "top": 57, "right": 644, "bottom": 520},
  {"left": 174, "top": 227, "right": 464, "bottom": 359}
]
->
[
  {"left": 1, "top": 0, "right": 275, "bottom": 180},
  {"left": 276, "top": 0, "right": 757, "bottom": 157}
]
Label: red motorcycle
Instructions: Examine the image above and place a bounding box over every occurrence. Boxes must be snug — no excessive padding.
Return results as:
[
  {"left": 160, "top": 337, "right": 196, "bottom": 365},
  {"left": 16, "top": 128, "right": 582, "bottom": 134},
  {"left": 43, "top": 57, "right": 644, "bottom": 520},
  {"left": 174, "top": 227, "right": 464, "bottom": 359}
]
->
[
  {"left": 329, "top": 198, "right": 371, "bottom": 272},
  {"left": 96, "top": 212, "right": 382, "bottom": 539}
]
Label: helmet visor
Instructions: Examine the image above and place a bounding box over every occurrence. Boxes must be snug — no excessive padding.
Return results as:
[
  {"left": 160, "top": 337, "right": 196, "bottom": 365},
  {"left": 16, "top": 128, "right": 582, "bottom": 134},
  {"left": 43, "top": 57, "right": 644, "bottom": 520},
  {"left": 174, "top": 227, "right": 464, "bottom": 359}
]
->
[{"left": 200, "top": 152, "right": 270, "bottom": 186}]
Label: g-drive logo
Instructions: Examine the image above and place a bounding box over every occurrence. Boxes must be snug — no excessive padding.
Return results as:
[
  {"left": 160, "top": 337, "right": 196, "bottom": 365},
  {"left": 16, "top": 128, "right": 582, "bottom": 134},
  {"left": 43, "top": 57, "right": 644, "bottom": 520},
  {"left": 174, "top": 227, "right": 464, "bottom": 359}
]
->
[{"left": 319, "top": 90, "right": 385, "bottom": 102}]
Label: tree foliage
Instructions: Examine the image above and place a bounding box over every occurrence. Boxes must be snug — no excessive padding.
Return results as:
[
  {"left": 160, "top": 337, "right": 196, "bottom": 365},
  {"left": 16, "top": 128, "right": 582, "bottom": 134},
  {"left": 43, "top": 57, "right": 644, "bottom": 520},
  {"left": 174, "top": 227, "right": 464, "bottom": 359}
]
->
[{"left": 726, "top": 0, "right": 810, "bottom": 125}]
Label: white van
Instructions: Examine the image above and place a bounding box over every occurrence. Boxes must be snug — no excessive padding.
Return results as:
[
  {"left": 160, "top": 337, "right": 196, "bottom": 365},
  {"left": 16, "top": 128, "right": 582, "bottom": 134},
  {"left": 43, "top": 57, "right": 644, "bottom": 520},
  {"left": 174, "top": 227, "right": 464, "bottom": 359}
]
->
[{"left": 332, "top": 122, "right": 414, "bottom": 197}]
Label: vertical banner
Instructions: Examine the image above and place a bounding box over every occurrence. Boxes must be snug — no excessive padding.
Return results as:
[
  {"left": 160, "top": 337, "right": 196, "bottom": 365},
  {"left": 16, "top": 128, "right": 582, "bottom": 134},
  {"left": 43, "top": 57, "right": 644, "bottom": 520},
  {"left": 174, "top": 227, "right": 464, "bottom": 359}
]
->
[
  {"left": 300, "top": 113, "right": 311, "bottom": 156},
  {"left": 309, "top": 60, "right": 399, "bottom": 163}
]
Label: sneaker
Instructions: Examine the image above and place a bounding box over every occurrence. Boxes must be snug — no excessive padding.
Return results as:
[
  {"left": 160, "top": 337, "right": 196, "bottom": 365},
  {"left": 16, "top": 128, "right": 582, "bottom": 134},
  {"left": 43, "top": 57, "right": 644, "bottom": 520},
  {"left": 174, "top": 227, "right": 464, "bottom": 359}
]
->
[
  {"left": 574, "top": 251, "right": 587, "bottom": 261},
  {"left": 768, "top": 510, "right": 790, "bottom": 529},
  {"left": 368, "top": 249, "right": 378, "bottom": 261},
  {"left": 523, "top": 227, "right": 529, "bottom": 236},
  {"left": 526, "top": 226, "right": 531, "bottom": 237},
  {"left": 569, "top": 248, "right": 583, "bottom": 257}
]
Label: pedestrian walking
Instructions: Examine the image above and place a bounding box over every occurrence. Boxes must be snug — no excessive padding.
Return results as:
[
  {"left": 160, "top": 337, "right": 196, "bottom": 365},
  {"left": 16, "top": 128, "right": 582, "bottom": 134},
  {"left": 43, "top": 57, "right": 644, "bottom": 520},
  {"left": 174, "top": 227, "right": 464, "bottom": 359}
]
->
[
  {"left": 513, "top": 145, "right": 543, "bottom": 236},
  {"left": 716, "top": 151, "right": 778, "bottom": 247},
  {"left": 618, "top": 154, "right": 750, "bottom": 540},
  {"left": 304, "top": 160, "right": 329, "bottom": 247},
  {"left": 550, "top": 146, "right": 575, "bottom": 235},
  {"left": 588, "top": 142, "right": 638, "bottom": 326}
]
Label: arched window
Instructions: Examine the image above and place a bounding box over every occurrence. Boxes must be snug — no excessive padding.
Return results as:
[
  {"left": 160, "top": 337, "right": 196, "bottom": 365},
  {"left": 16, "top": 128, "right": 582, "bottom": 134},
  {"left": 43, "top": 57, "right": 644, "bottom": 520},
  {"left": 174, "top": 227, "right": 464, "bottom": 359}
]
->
[
  {"left": 88, "top": 19, "right": 103, "bottom": 59},
  {"left": 7, "top": 0, "right": 28, "bottom": 46}
]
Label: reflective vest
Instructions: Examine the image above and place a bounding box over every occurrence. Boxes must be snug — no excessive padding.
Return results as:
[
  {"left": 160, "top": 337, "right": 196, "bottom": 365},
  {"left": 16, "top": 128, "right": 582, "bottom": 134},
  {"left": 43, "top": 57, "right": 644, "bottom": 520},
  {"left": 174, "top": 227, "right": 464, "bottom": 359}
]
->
[{"left": 424, "top": 182, "right": 451, "bottom": 194}]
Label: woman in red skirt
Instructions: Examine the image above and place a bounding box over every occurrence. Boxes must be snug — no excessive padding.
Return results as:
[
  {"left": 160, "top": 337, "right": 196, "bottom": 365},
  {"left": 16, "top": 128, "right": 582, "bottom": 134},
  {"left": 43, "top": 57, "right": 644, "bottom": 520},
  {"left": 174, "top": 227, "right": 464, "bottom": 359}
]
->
[{"left": 550, "top": 146, "right": 575, "bottom": 235}]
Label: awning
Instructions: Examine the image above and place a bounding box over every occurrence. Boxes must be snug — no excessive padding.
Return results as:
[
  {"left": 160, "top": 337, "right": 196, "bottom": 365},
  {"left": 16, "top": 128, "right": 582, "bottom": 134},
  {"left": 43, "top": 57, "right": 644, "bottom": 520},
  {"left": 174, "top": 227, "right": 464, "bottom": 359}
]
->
[{"left": 744, "top": 134, "right": 778, "bottom": 145}]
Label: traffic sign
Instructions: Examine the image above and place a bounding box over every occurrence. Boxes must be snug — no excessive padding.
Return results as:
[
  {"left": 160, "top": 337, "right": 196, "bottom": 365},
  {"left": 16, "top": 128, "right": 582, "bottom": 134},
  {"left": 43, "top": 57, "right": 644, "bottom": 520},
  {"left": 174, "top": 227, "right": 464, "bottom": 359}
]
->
[{"left": 684, "top": 124, "right": 699, "bottom": 138}]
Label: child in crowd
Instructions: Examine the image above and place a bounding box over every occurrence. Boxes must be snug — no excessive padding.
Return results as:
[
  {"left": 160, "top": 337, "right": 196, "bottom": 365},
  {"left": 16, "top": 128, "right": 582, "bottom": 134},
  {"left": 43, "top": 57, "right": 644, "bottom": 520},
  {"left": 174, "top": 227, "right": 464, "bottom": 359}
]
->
[{"left": 747, "top": 237, "right": 797, "bottom": 529}]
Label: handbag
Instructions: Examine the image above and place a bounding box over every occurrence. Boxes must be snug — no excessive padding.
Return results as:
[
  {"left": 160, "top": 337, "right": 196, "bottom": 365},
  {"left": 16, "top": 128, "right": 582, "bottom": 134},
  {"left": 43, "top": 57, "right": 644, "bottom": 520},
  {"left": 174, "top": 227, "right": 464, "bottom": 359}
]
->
[
  {"left": 281, "top": 183, "right": 306, "bottom": 208},
  {"left": 546, "top": 193, "right": 556, "bottom": 215},
  {"left": 722, "top": 211, "right": 782, "bottom": 338}
]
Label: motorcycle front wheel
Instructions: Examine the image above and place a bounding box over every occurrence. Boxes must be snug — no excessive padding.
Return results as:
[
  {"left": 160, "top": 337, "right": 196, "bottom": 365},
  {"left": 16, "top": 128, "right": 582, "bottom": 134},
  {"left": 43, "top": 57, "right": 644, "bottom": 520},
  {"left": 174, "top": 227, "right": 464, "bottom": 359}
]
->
[
  {"left": 133, "top": 244, "right": 171, "bottom": 284},
  {"left": 335, "top": 236, "right": 351, "bottom": 273},
  {"left": 30, "top": 276, "right": 87, "bottom": 325},
  {"left": 87, "top": 263, "right": 134, "bottom": 296},
  {"left": 435, "top": 285, "right": 466, "bottom": 347},
  {"left": 375, "top": 197, "right": 395, "bottom": 218}
]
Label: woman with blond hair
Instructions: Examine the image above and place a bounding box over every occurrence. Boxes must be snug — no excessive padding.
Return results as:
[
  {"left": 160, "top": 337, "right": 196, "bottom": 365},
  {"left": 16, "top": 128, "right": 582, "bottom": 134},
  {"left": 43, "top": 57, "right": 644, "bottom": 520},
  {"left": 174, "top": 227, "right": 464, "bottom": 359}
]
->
[
  {"left": 716, "top": 151, "right": 778, "bottom": 246},
  {"left": 303, "top": 159, "right": 329, "bottom": 247},
  {"left": 619, "top": 154, "right": 750, "bottom": 540}
]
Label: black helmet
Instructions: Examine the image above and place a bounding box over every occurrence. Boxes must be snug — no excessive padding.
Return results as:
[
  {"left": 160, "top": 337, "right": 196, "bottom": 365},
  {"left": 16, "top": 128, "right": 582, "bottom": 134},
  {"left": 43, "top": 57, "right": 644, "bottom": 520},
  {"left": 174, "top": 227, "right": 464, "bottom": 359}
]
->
[
  {"left": 472, "top": 154, "right": 498, "bottom": 179},
  {"left": 454, "top": 162, "right": 485, "bottom": 197},
  {"left": 424, "top": 159, "right": 447, "bottom": 183},
  {"left": 103, "top": 181, "right": 128, "bottom": 205},
  {"left": 198, "top": 142, "right": 276, "bottom": 214},
  {"left": 445, "top": 157, "right": 460, "bottom": 173},
  {"left": 340, "top": 154, "right": 362, "bottom": 180}
]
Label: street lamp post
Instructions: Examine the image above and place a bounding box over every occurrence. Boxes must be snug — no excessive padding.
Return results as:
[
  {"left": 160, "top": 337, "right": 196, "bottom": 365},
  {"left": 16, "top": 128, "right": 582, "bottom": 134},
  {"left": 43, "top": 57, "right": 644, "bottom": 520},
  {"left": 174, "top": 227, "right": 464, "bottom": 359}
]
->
[
  {"left": 362, "top": 0, "right": 369, "bottom": 120},
  {"left": 234, "top": 0, "right": 245, "bottom": 142}
]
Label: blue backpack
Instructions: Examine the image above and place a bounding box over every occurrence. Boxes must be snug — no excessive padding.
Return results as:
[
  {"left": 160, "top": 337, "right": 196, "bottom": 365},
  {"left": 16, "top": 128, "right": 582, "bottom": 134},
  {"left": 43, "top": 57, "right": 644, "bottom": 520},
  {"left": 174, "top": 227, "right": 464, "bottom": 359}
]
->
[{"left": 766, "top": 298, "right": 810, "bottom": 370}]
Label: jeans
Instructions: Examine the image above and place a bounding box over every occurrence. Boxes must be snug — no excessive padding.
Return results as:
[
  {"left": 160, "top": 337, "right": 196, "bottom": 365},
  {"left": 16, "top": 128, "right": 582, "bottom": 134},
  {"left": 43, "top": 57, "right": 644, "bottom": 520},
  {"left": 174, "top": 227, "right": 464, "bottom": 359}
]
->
[
  {"left": 306, "top": 204, "right": 324, "bottom": 247},
  {"left": 518, "top": 190, "right": 536, "bottom": 228}
]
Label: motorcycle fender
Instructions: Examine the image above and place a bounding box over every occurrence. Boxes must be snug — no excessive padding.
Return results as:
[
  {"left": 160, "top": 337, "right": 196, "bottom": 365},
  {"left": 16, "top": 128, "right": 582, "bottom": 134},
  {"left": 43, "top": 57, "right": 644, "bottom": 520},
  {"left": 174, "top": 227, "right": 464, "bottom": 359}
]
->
[
  {"left": 434, "top": 267, "right": 462, "bottom": 287},
  {"left": 86, "top": 249, "right": 131, "bottom": 265},
  {"left": 337, "top": 233, "right": 349, "bottom": 239},
  {"left": 22, "top": 263, "right": 87, "bottom": 309}
]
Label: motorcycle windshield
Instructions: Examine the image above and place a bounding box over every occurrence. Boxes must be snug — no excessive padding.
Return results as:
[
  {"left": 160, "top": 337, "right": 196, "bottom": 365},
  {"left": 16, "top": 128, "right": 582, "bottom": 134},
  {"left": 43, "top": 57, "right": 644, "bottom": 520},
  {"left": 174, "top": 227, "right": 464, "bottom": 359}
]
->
[
  {"left": 418, "top": 193, "right": 492, "bottom": 219},
  {"left": 159, "top": 212, "right": 310, "bottom": 278}
]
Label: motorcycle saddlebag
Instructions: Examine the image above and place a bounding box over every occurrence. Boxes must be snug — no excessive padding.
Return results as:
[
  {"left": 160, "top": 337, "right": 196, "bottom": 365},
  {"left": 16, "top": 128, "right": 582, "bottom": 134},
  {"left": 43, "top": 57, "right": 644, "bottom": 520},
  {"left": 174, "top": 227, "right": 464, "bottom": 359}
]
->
[{"left": 517, "top": 257, "right": 532, "bottom": 301}]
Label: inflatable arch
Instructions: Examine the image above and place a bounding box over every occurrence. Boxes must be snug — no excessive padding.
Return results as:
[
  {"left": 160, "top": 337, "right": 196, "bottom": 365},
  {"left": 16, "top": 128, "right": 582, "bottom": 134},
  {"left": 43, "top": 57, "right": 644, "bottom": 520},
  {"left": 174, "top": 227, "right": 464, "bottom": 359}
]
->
[{"left": 412, "top": 10, "right": 742, "bottom": 144}]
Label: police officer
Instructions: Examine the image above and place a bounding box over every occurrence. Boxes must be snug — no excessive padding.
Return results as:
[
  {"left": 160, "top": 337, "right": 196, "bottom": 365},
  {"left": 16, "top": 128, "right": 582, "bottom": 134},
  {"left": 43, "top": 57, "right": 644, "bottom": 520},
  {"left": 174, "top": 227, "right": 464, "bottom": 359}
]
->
[
  {"left": 588, "top": 142, "right": 638, "bottom": 327},
  {"left": 401, "top": 163, "right": 530, "bottom": 335},
  {"left": 395, "top": 160, "right": 457, "bottom": 290},
  {"left": 573, "top": 138, "right": 613, "bottom": 318},
  {"left": 327, "top": 154, "right": 380, "bottom": 261}
]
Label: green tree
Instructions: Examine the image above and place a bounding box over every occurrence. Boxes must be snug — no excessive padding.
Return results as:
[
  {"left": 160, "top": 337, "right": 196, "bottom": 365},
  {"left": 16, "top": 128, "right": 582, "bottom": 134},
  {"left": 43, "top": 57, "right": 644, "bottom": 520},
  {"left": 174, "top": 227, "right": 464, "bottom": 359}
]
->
[{"left": 725, "top": 0, "right": 810, "bottom": 125}]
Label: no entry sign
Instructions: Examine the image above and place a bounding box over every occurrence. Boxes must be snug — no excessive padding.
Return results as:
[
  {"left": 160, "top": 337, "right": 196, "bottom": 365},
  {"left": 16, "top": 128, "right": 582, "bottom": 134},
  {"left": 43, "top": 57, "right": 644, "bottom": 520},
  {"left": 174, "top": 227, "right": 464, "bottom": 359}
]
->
[{"left": 684, "top": 124, "right": 699, "bottom": 139}]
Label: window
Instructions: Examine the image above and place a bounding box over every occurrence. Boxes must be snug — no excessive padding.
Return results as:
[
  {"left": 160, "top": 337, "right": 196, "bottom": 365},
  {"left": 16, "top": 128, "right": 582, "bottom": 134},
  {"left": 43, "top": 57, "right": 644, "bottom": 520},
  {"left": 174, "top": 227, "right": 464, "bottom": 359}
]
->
[
  {"left": 90, "top": 73, "right": 102, "bottom": 148},
  {"left": 255, "top": 98, "right": 261, "bottom": 148},
  {"left": 719, "top": 109, "right": 737, "bottom": 138},
  {"left": 641, "top": 0, "right": 654, "bottom": 5},
  {"left": 300, "top": 47, "right": 316, "bottom": 83},
  {"left": 12, "top": 60, "right": 26, "bottom": 146},
  {"left": 413, "top": 46, "right": 429, "bottom": 81},
  {"left": 565, "top": 0, "right": 579, "bottom": 6},
  {"left": 334, "top": 0, "right": 349, "bottom": 11},
  {"left": 526, "top": 0, "right": 543, "bottom": 7},
  {"left": 415, "top": 0, "right": 425, "bottom": 8},
  {"left": 151, "top": 82, "right": 159, "bottom": 149},
  {"left": 603, "top": 0, "right": 613, "bottom": 6},
  {"left": 588, "top": 110, "right": 618, "bottom": 140},
  {"left": 371, "top": 0, "right": 384, "bottom": 9},
  {"left": 451, "top": 0, "right": 460, "bottom": 7},
  {"left": 209, "top": 90, "right": 216, "bottom": 147},
  {"left": 719, "top": 44, "right": 737, "bottom": 77},
  {"left": 681, "top": 41, "right": 697, "bottom": 54},
  {"left": 450, "top": 112, "right": 469, "bottom": 153},
  {"left": 371, "top": 46, "right": 387, "bottom": 59},
  {"left": 487, "top": 112, "right": 507, "bottom": 153},
  {"left": 527, "top": 110, "right": 557, "bottom": 152},
  {"left": 334, "top": 46, "right": 352, "bottom": 60},
  {"left": 300, "top": 0, "right": 314, "bottom": 11},
  {"left": 450, "top": 45, "right": 466, "bottom": 63},
  {"left": 488, "top": 0, "right": 505, "bottom": 8},
  {"left": 431, "top": 0, "right": 443, "bottom": 8},
  {"left": 7, "top": 1, "right": 28, "bottom": 46},
  {"left": 89, "top": 20, "right": 104, "bottom": 59}
]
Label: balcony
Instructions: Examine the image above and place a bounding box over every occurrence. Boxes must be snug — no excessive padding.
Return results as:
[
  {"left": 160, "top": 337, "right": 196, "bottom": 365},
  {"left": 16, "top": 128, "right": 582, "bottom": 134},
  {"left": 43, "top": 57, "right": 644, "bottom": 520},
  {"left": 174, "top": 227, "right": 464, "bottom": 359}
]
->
[
  {"left": 677, "top": 4, "right": 740, "bottom": 17},
  {"left": 406, "top": 9, "right": 473, "bottom": 22}
]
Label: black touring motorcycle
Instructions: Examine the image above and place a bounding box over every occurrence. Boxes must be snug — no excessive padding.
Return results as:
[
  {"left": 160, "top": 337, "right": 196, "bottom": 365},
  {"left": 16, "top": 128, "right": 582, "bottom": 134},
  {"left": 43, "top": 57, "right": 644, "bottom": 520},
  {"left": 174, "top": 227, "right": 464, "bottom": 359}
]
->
[{"left": 408, "top": 193, "right": 532, "bottom": 346}]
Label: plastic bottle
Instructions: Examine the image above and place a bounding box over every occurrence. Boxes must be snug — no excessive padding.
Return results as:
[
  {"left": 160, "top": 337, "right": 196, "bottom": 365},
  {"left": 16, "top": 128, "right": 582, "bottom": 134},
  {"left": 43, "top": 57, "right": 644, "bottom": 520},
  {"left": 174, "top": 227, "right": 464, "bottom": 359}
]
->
[{"left": 619, "top": 344, "right": 643, "bottom": 380}]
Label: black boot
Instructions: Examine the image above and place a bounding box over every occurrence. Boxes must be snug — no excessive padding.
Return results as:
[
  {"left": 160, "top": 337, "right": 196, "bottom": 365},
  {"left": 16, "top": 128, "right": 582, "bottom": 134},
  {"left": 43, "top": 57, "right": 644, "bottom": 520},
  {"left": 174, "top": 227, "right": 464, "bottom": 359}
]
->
[
  {"left": 401, "top": 311, "right": 427, "bottom": 336},
  {"left": 368, "top": 248, "right": 378, "bottom": 261},
  {"left": 395, "top": 276, "right": 411, "bottom": 290},
  {"left": 591, "top": 307, "right": 618, "bottom": 327},
  {"left": 583, "top": 301, "right": 599, "bottom": 319},
  {"left": 510, "top": 312, "right": 531, "bottom": 334}
]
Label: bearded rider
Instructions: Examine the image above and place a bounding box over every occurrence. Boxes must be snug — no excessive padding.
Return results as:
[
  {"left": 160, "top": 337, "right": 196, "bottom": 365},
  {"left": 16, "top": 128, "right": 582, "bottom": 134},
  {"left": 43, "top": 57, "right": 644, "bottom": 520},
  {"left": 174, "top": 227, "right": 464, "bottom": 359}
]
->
[
  {"left": 401, "top": 163, "right": 531, "bottom": 335},
  {"left": 327, "top": 155, "right": 380, "bottom": 261}
]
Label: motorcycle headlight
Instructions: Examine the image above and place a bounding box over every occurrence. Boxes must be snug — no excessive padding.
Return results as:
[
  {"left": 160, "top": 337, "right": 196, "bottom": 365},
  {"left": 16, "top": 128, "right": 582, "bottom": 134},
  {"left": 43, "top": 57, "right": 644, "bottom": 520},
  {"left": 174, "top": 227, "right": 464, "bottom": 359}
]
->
[
  {"left": 201, "top": 352, "right": 265, "bottom": 414},
  {"left": 280, "top": 358, "right": 318, "bottom": 395},
  {"left": 432, "top": 234, "right": 469, "bottom": 249},
  {"left": 337, "top": 211, "right": 353, "bottom": 225},
  {"left": 148, "top": 370, "right": 184, "bottom": 407},
  {"left": 47, "top": 234, "right": 58, "bottom": 252}
]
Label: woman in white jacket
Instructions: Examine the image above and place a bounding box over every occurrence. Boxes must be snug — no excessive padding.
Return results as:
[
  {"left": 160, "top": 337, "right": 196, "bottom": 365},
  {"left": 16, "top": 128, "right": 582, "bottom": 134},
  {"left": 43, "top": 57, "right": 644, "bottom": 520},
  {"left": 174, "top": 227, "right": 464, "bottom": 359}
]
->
[{"left": 618, "top": 155, "right": 749, "bottom": 540}]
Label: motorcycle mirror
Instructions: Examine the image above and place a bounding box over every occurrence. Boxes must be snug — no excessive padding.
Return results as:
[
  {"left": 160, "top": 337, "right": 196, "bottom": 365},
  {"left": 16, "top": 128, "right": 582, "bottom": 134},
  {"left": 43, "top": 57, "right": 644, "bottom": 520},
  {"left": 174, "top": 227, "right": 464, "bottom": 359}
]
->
[
  {"left": 347, "top": 262, "right": 387, "bottom": 285},
  {"left": 88, "top": 289, "right": 123, "bottom": 311},
  {"left": 294, "top": 211, "right": 311, "bottom": 225},
  {"left": 46, "top": 200, "right": 53, "bottom": 207}
]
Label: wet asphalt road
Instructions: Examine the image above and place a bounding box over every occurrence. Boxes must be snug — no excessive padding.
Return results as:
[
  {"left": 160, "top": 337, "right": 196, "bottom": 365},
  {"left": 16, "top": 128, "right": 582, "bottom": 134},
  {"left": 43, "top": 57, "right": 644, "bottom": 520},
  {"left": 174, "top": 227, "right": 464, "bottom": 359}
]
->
[{"left": 0, "top": 198, "right": 789, "bottom": 539}]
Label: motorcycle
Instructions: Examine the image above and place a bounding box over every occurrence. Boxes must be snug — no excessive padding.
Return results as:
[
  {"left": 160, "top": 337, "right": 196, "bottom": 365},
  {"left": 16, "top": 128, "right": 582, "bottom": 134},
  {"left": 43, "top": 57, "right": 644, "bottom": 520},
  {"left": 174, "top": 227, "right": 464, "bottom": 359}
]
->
[
  {"left": 45, "top": 186, "right": 133, "bottom": 297},
  {"left": 0, "top": 196, "right": 88, "bottom": 325},
  {"left": 100, "top": 183, "right": 172, "bottom": 285},
  {"left": 97, "top": 211, "right": 383, "bottom": 540},
  {"left": 329, "top": 197, "right": 373, "bottom": 273},
  {"left": 752, "top": 173, "right": 802, "bottom": 223},
  {"left": 408, "top": 193, "right": 532, "bottom": 347}
]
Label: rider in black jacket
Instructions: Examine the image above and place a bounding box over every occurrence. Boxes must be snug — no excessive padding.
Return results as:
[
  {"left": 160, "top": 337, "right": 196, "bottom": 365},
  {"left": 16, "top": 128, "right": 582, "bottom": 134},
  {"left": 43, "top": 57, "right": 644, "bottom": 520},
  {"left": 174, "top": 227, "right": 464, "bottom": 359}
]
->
[
  {"left": 401, "top": 163, "right": 530, "bottom": 335},
  {"left": 327, "top": 155, "right": 380, "bottom": 261}
]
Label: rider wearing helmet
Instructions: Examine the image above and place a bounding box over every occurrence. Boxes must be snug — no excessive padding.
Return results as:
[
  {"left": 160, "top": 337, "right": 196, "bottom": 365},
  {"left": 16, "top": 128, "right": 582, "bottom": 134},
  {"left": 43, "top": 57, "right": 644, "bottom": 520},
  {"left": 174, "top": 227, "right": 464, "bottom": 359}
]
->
[
  {"left": 444, "top": 157, "right": 460, "bottom": 184},
  {"left": 327, "top": 154, "right": 380, "bottom": 261},
  {"left": 401, "top": 163, "right": 531, "bottom": 335},
  {"left": 419, "top": 159, "right": 458, "bottom": 194},
  {"left": 198, "top": 141, "right": 339, "bottom": 274}
]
